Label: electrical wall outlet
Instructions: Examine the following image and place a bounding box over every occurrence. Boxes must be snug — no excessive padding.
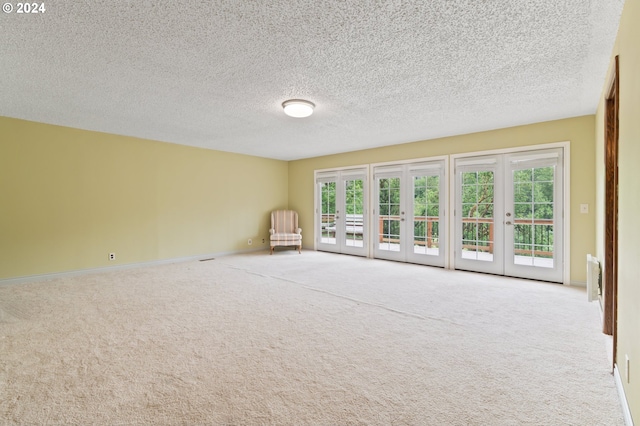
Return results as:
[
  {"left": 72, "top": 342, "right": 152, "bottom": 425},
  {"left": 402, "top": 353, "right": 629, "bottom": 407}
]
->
[
  {"left": 262, "top": 238, "right": 265, "bottom": 244},
  {"left": 108, "top": 253, "right": 116, "bottom": 261},
  {"left": 248, "top": 238, "right": 252, "bottom": 245}
]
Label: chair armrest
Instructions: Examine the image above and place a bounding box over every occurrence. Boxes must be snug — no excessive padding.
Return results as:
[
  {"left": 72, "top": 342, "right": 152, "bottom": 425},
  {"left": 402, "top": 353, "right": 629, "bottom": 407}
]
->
[
  {"left": 296, "top": 228, "right": 302, "bottom": 234},
  {"left": 269, "top": 228, "right": 275, "bottom": 235}
]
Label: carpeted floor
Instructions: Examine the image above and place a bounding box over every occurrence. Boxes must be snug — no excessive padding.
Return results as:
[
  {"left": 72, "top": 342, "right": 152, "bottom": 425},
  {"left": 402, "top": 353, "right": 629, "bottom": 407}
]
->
[{"left": 0, "top": 251, "right": 624, "bottom": 424}]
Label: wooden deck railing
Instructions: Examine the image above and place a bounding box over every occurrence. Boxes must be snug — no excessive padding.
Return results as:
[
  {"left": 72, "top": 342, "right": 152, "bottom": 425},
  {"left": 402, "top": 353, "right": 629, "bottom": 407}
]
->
[{"left": 321, "top": 214, "right": 553, "bottom": 257}]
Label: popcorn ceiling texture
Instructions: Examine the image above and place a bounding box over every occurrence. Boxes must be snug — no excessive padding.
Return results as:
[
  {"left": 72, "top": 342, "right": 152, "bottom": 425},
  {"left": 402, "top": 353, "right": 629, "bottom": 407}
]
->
[{"left": 0, "top": 1, "right": 624, "bottom": 160}]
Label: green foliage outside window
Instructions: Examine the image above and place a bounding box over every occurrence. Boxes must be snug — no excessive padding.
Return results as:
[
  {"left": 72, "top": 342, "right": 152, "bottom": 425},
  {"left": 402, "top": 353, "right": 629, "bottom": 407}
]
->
[
  {"left": 345, "top": 180, "right": 364, "bottom": 215},
  {"left": 323, "top": 167, "right": 555, "bottom": 256},
  {"left": 461, "top": 167, "right": 555, "bottom": 257},
  {"left": 413, "top": 175, "right": 440, "bottom": 246}
]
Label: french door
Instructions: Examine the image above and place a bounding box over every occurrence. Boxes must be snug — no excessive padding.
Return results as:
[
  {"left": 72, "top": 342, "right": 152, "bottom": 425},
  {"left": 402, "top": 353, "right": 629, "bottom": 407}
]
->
[
  {"left": 316, "top": 168, "right": 368, "bottom": 256},
  {"left": 454, "top": 148, "right": 564, "bottom": 282},
  {"left": 373, "top": 160, "right": 446, "bottom": 267},
  {"left": 454, "top": 156, "right": 503, "bottom": 274}
]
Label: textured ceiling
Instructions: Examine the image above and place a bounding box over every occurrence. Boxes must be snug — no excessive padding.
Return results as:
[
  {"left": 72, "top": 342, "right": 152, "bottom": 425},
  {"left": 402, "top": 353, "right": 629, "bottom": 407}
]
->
[{"left": 0, "top": 1, "right": 624, "bottom": 161}]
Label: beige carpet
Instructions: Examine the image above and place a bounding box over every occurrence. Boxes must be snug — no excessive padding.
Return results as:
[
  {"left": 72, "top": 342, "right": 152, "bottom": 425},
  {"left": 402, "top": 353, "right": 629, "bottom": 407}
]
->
[{"left": 0, "top": 251, "right": 624, "bottom": 425}]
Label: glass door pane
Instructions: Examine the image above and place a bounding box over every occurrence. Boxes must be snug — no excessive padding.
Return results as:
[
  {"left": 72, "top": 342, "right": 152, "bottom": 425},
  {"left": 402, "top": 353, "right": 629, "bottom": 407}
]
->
[
  {"left": 344, "top": 179, "right": 365, "bottom": 249},
  {"left": 406, "top": 172, "right": 445, "bottom": 267},
  {"left": 378, "top": 177, "right": 402, "bottom": 252},
  {"left": 320, "top": 181, "right": 337, "bottom": 246},
  {"left": 512, "top": 166, "right": 554, "bottom": 268},
  {"left": 461, "top": 170, "right": 495, "bottom": 262}
]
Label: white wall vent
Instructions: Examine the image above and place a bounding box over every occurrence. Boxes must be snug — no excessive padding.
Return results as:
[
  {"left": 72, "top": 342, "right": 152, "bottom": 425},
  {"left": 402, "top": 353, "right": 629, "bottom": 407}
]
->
[{"left": 586, "top": 254, "right": 601, "bottom": 302}]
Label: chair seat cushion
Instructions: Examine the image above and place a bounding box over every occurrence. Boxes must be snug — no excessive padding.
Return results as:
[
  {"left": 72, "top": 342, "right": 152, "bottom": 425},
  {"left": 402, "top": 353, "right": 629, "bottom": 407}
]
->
[{"left": 270, "top": 233, "right": 301, "bottom": 242}]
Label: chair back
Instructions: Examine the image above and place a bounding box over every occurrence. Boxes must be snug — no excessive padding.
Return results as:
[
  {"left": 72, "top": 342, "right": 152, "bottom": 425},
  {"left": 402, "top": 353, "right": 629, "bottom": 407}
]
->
[{"left": 271, "top": 210, "right": 298, "bottom": 233}]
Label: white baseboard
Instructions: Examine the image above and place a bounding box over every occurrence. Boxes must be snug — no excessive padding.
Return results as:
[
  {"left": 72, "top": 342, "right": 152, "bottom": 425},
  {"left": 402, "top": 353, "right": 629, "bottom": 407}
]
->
[
  {"left": 0, "top": 247, "right": 267, "bottom": 286},
  {"left": 614, "top": 364, "right": 635, "bottom": 426},
  {"left": 570, "top": 280, "right": 587, "bottom": 287}
]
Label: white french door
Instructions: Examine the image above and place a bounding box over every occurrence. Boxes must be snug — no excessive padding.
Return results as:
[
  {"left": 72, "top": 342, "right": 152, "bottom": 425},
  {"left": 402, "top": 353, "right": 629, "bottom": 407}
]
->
[
  {"left": 316, "top": 168, "right": 368, "bottom": 256},
  {"left": 504, "top": 150, "right": 564, "bottom": 282},
  {"left": 454, "top": 156, "right": 504, "bottom": 275},
  {"left": 454, "top": 148, "right": 564, "bottom": 282},
  {"left": 373, "top": 160, "right": 446, "bottom": 267}
]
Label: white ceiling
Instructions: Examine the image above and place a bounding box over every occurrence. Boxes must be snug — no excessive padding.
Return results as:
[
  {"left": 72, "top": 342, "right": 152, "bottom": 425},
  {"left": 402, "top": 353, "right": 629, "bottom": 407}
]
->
[{"left": 0, "top": 1, "right": 624, "bottom": 161}]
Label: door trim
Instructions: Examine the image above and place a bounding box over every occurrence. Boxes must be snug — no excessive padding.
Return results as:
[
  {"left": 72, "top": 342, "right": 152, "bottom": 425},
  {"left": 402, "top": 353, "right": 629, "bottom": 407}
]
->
[
  {"left": 449, "top": 141, "right": 570, "bottom": 284},
  {"left": 603, "top": 56, "right": 619, "bottom": 361}
]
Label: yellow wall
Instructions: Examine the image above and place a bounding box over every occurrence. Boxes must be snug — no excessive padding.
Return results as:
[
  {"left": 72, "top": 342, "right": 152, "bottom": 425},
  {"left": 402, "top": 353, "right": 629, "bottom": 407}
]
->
[
  {"left": 0, "top": 117, "right": 289, "bottom": 280},
  {"left": 289, "top": 115, "right": 595, "bottom": 283},
  {"left": 595, "top": 0, "right": 640, "bottom": 420}
]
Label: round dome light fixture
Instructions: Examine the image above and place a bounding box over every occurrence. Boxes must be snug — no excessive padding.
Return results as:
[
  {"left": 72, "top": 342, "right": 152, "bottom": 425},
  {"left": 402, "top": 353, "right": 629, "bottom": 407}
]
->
[{"left": 282, "top": 99, "right": 315, "bottom": 118}]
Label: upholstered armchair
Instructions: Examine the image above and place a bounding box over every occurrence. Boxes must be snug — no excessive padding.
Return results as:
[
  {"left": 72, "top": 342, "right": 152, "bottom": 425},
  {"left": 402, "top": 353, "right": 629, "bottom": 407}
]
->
[{"left": 270, "top": 210, "right": 302, "bottom": 254}]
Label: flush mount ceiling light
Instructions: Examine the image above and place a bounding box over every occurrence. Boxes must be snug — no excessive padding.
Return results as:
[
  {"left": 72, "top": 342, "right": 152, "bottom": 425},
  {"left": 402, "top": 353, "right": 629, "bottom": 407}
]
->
[{"left": 282, "top": 99, "right": 315, "bottom": 118}]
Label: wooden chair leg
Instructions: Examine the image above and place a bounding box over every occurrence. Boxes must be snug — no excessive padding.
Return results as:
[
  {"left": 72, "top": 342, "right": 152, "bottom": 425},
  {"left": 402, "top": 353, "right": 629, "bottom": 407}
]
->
[
  {"left": 298, "top": 245, "right": 302, "bottom": 254},
  {"left": 270, "top": 246, "right": 274, "bottom": 255}
]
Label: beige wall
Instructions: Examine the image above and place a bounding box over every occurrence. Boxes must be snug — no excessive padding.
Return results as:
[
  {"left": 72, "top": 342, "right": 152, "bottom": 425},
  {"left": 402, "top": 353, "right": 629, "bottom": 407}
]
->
[
  {"left": 289, "top": 116, "right": 596, "bottom": 283},
  {"left": 0, "top": 117, "right": 289, "bottom": 280},
  {"left": 595, "top": 0, "right": 640, "bottom": 420}
]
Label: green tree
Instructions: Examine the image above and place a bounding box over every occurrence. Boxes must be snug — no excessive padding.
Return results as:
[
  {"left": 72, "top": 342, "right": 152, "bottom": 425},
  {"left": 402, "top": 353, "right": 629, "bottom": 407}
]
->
[
  {"left": 413, "top": 175, "right": 440, "bottom": 245},
  {"left": 513, "top": 166, "right": 555, "bottom": 256},
  {"left": 345, "top": 179, "right": 364, "bottom": 214}
]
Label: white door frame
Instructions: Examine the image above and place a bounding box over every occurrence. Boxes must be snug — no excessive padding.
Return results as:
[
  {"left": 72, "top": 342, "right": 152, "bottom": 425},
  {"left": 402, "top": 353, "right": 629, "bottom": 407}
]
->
[
  {"left": 314, "top": 165, "right": 369, "bottom": 256},
  {"left": 370, "top": 157, "right": 448, "bottom": 267},
  {"left": 449, "top": 142, "right": 570, "bottom": 285}
]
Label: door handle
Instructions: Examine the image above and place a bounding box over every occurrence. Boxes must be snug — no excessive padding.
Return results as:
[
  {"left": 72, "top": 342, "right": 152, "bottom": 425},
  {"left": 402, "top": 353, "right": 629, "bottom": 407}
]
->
[{"left": 506, "top": 221, "right": 512, "bottom": 225}]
